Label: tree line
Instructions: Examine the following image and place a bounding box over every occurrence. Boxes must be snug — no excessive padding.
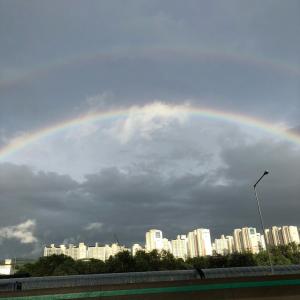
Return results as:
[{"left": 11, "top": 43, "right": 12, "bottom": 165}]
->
[{"left": 14, "top": 243, "right": 300, "bottom": 277}]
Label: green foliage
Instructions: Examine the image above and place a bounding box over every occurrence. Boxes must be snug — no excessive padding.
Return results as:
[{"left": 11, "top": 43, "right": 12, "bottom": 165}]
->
[
  {"left": 16, "top": 243, "right": 300, "bottom": 277},
  {"left": 227, "top": 252, "right": 256, "bottom": 267},
  {"left": 105, "top": 250, "right": 136, "bottom": 273}
]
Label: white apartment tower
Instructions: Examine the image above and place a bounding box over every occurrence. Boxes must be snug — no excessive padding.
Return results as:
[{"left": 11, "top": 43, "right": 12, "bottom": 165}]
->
[
  {"left": 233, "top": 227, "right": 260, "bottom": 254},
  {"left": 171, "top": 235, "right": 188, "bottom": 260},
  {"left": 241, "top": 227, "right": 259, "bottom": 254},
  {"left": 265, "top": 226, "right": 283, "bottom": 246},
  {"left": 213, "top": 235, "right": 234, "bottom": 255},
  {"left": 145, "top": 229, "right": 164, "bottom": 252},
  {"left": 233, "top": 229, "right": 243, "bottom": 253},
  {"left": 187, "top": 228, "right": 212, "bottom": 257},
  {"left": 282, "top": 226, "right": 300, "bottom": 245}
]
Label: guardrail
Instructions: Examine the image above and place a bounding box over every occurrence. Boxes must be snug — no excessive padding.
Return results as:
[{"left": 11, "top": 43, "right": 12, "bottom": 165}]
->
[{"left": 1, "top": 265, "right": 300, "bottom": 291}]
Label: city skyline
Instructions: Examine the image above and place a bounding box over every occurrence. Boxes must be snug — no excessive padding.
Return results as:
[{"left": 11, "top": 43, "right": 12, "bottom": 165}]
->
[
  {"left": 0, "top": 1, "right": 299, "bottom": 258},
  {"left": 44, "top": 225, "right": 300, "bottom": 262}
]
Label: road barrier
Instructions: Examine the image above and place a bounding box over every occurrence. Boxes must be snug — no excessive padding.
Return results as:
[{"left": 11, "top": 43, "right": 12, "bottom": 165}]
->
[{"left": 1, "top": 265, "right": 300, "bottom": 291}]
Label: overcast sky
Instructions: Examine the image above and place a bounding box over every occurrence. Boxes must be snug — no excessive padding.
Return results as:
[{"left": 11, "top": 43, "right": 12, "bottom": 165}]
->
[{"left": 0, "top": 0, "right": 299, "bottom": 258}]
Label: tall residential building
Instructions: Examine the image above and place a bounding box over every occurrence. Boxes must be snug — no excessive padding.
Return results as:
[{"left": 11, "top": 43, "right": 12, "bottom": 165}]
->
[
  {"left": 163, "top": 238, "right": 171, "bottom": 252},
  {"left": 256, "top": 233, "right": 266, "bottom": 251},
  {"left": 233, "top": 229, "right": 242, "bottom": 253},
  {"left": 213, "top": 235, "right": 234, "bottom": 255},
  {"left": 187, "top": 228, "right": 212, "bottom": 257},
  {"left": 265, "top": 226, "right": 300, "bottom": 246},
  {"left": 241, "top": 227, "right": 259, "bottom": 254},
  {"left": 232, "top": 227, "right": 260, "bottom": 254},
  {"left": 226, "top": 236, "right": 234, "bottom": 254},
  {"left": 282, "top": 226, "right": 300, "bottom": 245},
  {"left": 171, "top": 235, "right": 188, "bottom": 260},
  {"left": 145, "top": 229, "right": 164, "bottom": 252},
  {"left": 265, "top": 226, "right": 283, "bottom": 246}
]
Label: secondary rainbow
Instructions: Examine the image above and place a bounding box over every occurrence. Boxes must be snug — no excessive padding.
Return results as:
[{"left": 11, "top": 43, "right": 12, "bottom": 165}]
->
[
  {"left": 1, "top": 48, "right": 299, "bottom": 89},
  {"left": 0, "top": 105, "right": 299, "bottom": 160}
]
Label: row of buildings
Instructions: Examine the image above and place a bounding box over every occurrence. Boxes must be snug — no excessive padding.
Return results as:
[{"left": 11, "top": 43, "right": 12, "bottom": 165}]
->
[
  {"left": 44, "top": 243, "right": 127, "bottom": 261},
  {"left": 44, "top": 225, "right": 300, "bottom": 261},
  {"left": 213, "top": 225, "right": 300, "bottom": 256}
]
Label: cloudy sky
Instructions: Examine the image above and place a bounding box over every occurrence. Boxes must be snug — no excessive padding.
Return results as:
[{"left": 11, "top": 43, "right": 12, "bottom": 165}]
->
[{"left": 0, "top": 0, "right": 299, "bottom": 258}]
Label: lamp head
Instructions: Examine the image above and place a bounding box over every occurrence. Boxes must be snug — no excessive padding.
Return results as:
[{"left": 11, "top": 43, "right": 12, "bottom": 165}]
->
[{"left": 263, "top": 170, "right": 269, "bottom": 176}]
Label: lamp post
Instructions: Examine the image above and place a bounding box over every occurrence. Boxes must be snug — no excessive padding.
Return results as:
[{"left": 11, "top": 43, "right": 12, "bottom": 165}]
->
[{"left": 253, "top": 170, "right": 274, "bottom": 274}]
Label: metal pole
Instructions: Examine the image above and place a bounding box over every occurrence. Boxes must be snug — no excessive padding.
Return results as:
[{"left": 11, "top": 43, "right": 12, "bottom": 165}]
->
[{"left": 253, "top": 172, "right": 274, "bottom": 275}]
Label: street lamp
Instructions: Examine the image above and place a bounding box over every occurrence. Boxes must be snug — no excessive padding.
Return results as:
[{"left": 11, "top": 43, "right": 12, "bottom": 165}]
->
[{"left": 253, "top": 170, "right": 274, "bottom": 275}]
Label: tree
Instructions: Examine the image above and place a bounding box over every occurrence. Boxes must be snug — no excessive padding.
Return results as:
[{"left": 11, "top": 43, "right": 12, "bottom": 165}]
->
[
  {"left": 227, "top": 252, "right": 256, "bottom": 267},
  {"left": 105, "top": 251, "right": 136, "bottom": 273}
]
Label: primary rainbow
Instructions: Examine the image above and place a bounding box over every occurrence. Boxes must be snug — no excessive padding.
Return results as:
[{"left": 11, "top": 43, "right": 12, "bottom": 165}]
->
[{"left": 0, "top": 105, "right": 299, "bottom": 160}]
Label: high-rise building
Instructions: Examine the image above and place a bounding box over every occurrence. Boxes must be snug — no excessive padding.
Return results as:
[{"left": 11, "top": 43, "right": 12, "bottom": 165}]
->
[
  {"left": 187, "top": 228, "right": 212, "bottom": 257},
  {"left": 232, "top": 227, "right": 260, "bottom": 254},
  {"left": 282, "top": 226, "right": 300, "bottom": 245},
  {"left": 241, "top": 227, "right": 259, "bottom": 254},
  {"left": 265, "top": 226, "right": 300, "bottom": 246},
  {"left": 213, "top": 235, "right": 234, "bottom": 255},
  {"left": 145, "top": 229, "right": 164, "bottom": 252},
  {"left": 162, "top": 238, "right": 171, "bottom": 252},
  {"left": 171, "top": 235, "right": 188, "bottom": 260},
  {"left": 233, "top": 229, "right": 242, "bottom": 253},
  {"left": 265, "top": 226, "right": 283, "bottom": 246},
  {"left": 226, "top": 236, "right": 234, "bottom": 254},
  {"left": 256, "top": 233, "right": 266, "bottom": 251}
]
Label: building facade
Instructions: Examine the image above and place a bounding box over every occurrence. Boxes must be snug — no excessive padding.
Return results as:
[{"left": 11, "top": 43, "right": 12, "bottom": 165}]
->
[
  {"left": 145, "top": 229, "right": 164, "bottom": 252},
  {"left": 170, "top": 235, "right": 188, "bottom": 260},
  {"left": 187, "top": 228, "right": 212, "bottom": 257},
  {"left": 265, "top": 226, "right": 300, "bottom": 247},
  {"left": 44, "top": 242, "right": 127, "bottom": 261}
]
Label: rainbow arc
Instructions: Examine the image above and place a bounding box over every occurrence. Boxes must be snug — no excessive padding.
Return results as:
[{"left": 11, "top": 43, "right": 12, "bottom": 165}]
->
[{"left": 0, "top": 105, "right": 299, "bottom": 160}]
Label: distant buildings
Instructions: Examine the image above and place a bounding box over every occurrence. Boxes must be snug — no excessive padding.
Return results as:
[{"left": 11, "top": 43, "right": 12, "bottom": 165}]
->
[
  {"left": 44, "top": 225, "right": 300, "bottom": 262},
  {"left": 265, "top": 226, "right": 300, "bottom": 247},
  {"left": 44, "top": 243, "right": 128, "bottom": 261},
  {"left": 0, "top": 259, "right": 14, "bottom": 275},
  {"left": 214, "top": 227, "right": 266, "bottom": 255}
]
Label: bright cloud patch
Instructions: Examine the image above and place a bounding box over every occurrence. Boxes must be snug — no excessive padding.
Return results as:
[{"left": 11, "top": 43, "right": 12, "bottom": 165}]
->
[
  {"left": 111, "top": 102, "right": 189, "bottom": 143},
  {"left": 0, "top": 219, "right": 38, "bottom": 244}
]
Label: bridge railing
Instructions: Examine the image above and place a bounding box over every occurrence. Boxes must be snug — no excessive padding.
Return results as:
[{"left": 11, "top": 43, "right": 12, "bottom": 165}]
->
[{"left": 1, "top": 265, "right": 300, "bottom": 291}]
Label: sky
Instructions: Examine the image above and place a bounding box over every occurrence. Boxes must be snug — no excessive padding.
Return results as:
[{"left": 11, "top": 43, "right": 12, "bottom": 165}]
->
[{"left": 0, "top": 0, "right": 299, "bottom": 258}]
